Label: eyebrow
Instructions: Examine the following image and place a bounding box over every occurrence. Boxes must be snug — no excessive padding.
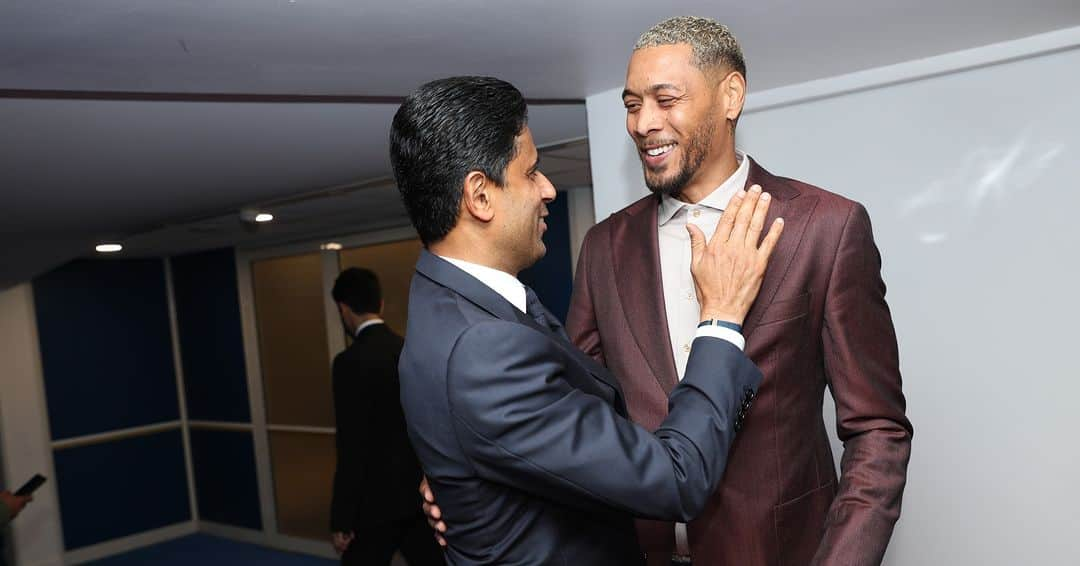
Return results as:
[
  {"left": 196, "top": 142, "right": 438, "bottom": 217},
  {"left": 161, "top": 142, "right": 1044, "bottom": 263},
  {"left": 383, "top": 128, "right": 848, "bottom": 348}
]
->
[
  {"left": 528, "top": 154, "right": 541, "bottom": 174},
  {"left": 622, "top": 83, "right": 683, "bottom": 99}
]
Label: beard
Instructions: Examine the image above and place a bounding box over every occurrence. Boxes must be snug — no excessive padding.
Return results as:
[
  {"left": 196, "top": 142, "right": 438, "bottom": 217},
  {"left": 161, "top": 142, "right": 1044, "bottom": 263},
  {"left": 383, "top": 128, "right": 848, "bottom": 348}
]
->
[{"left": 641, "top": 112, "right": 717, "bottom": 197}]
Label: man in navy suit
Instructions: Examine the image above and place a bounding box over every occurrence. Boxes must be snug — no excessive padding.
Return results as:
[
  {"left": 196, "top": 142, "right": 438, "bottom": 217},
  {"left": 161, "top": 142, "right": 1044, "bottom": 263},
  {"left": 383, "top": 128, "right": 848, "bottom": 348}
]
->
[{"left": 391, "top": 76, "right": 784, "bottom": 565}]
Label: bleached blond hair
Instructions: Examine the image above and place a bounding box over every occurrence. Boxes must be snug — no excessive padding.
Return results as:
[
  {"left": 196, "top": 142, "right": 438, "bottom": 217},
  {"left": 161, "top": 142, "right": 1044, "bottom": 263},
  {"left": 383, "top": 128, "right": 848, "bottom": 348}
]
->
[{"left": 635, "top": 16, "right": 747, "bottom": 81}]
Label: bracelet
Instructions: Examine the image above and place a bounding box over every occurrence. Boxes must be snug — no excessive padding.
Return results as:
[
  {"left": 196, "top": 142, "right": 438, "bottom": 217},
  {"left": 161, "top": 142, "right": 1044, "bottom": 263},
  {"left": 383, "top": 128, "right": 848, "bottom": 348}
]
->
[{"left": 697, "top": 319, "right": 743, "bottom": 333}]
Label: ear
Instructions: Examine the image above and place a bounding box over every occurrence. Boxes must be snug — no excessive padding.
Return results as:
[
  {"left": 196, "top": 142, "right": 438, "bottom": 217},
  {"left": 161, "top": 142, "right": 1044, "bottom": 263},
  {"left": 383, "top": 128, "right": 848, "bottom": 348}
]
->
[
  {"left": 461, "top": 170, "right": 496, "bottom": 223},
  {"left": 718, "top": 70, "right": 746, "bottom": 123}
]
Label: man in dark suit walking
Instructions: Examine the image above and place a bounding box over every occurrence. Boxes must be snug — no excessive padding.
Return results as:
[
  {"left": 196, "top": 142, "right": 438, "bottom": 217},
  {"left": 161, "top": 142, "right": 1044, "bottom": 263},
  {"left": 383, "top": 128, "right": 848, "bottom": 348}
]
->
[
  {"left": 391, "top": 76, "right": 783, "bottom": 565},
  {"left": 329, "top": 267, "right": 442, "bottom": 565}
]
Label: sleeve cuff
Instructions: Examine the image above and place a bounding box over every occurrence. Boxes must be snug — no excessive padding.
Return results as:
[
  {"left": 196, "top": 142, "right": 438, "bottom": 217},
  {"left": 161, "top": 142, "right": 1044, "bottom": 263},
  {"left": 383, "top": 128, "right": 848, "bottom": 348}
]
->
[{"left": 694, "top": 325, "right": 745, "bottom": 351}]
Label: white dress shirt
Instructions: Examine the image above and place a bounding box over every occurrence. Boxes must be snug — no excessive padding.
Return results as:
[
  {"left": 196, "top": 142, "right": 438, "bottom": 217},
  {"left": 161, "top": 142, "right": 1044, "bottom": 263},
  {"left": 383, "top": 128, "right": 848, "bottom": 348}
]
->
[
  {"left": 657, "top": 149, "right": 750, "bottom": 557},
  {"left": 658, "top": 150, "right": 750, "bottom": 378},
  {"left": 438, "top": 255, "right": 527, "bottom": 314},
  {"left": 438, "top": 253, "right": 743, "bottom": 351},
  {"left": 354, "top": 318, "right": 384, "bottom": 337}
]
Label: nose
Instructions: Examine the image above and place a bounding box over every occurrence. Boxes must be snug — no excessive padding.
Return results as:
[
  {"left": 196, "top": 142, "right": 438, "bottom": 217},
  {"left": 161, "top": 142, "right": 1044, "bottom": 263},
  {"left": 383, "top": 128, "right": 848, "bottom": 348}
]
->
[
  {"left": 629, "top": 100, "right": 662, "bottom": 139},
  {"left": 539, "top": 172, "right": 556, "bottom": 203}
]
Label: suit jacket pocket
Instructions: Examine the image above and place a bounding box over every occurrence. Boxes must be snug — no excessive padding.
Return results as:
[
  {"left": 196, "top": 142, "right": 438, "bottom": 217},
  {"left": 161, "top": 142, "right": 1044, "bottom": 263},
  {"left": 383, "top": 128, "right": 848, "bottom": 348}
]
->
[
  {"left": 773, "top": 480, "right": 835, "bottom": 566},
  {"left": 757, "top": 292, "right": 810, "bottom": 327}
]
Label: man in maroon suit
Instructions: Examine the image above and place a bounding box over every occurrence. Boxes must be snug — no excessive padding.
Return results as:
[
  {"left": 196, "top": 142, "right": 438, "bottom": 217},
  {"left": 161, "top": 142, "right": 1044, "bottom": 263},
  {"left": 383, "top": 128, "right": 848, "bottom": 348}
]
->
[{"left": 566, "top": 16, "right": 912, "bottom": 566}]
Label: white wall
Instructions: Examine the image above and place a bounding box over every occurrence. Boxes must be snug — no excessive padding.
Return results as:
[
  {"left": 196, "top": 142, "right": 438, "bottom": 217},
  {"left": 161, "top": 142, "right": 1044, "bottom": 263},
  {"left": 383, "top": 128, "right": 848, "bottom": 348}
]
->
[
  {"left": 585, "top": 27, "right": 1080, "bottom": 565},
  {"left": 0, "top": 284, "right": 65, "bottom": 566}
]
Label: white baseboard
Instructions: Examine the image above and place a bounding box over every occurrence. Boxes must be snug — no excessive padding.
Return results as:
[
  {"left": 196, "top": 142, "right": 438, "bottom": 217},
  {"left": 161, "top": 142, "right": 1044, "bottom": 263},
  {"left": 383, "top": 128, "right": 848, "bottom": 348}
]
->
[{"left": 64, "top": 521, "right": 197, "bottom": 565}]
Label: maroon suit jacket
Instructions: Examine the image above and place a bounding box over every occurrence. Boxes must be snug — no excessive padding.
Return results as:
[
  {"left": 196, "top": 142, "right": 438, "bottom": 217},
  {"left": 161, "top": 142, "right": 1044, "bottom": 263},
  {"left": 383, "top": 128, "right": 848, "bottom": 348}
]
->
[{"left": 567, "top": 159, "right": 912, "bottom": 566}]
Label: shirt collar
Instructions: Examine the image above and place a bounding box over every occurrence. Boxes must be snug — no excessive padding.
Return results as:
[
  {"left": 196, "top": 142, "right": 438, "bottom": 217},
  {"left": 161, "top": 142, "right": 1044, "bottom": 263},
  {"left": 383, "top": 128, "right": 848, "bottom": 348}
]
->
[
  {"left": 354, "top": 318, "right": 384, "bottom": 337},
  {"left": 658, "top": 150, "right": 751, "bottom": 226},
  {"left": 437, "top": 255, "right": 527, "bottom": 314}
]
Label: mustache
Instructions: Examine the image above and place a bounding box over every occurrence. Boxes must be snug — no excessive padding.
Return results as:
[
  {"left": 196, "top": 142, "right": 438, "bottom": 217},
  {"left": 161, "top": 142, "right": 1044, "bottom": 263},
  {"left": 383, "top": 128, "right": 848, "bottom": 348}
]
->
[{"left": 637, "top": 138, "right": 678, "bottom": 150}]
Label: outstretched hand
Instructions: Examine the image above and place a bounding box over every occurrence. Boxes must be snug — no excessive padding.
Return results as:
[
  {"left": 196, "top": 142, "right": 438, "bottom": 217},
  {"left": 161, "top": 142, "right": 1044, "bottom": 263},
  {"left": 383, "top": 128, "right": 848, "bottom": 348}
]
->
[{"left": 686, "top": 184, "right": 784, "bottom": 325}]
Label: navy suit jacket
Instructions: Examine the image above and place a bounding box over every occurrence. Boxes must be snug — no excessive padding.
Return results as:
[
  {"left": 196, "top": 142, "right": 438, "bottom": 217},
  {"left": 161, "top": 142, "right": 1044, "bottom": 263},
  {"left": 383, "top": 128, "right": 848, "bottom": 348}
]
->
[{"left": 399, "top": 250, "right": 762, "bottom": 565}]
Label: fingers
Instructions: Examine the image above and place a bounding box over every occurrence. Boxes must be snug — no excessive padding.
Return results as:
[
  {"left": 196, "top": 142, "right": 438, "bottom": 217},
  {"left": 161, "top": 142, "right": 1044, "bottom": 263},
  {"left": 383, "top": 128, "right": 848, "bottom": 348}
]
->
[
  {"left": 728, "top": 185, "right": 762, "bottom": 244},
  {"left": 686, "top": 223, "right": 706, "bottom": 265},
  {"left": 424, "top": 501, "right": 446, "bottom": 533},
  {"left": 757, "top": 218, "right": 785, "bottom": 263},
  {"left": 429, "top": 507, "right": 447, "bottom": 547},
  {"left": 713, "top": 189, "right": 745, "bottom": 245},
  {"left": 419, "top": 477, "right": 434, "bottom": 504},
  {"left": 745, "top": 190, "right": 772, "bottom": 246}
]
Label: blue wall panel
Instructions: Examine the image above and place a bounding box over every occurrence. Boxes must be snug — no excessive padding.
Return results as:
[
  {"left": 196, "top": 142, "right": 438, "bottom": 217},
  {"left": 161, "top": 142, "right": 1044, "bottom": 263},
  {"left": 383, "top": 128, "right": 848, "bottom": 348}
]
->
[
  {"left": 170, "top": 248, "right": 251, "bottom": 423},
  {"left": 519, "top": 191, "right": 574, "bottom": 323},
  {"left": 33, "top": 259, "right": 179, "bottom": 440},
  {"left": 189, "top": 429, "right": 262, "bottom": 530},
  {"left": 53, "top": 430, "right": 190, "bottom": 549}
]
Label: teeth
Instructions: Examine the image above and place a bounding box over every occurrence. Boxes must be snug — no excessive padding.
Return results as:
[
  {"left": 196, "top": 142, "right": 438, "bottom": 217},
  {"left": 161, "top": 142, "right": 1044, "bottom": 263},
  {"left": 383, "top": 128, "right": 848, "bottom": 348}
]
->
[{"left": 646, "top": 144, "right": 675, "bottom": 157}]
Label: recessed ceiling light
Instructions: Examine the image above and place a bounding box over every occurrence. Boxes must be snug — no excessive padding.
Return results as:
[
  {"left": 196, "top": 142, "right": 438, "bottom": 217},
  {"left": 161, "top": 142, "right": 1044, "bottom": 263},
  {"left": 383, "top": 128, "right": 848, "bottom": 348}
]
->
[
  {"left": 254, "top": 213, "right": 274, "bottom": 223},
  {"left": 95, "top": 243, "right": 123, "bottom": 253},
  {"left": 320, "top": 242, "right": 343, "bottom": 251}
]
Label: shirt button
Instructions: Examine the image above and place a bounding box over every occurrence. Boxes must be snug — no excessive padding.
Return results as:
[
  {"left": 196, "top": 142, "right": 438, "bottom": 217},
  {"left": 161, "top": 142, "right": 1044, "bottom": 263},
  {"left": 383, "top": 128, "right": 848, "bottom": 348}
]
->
[
  {"left": 682, "top": 343, "right": 691, "bottom": 353},
  {"left": 685, "top": 291, "right": 694, "bottom": 301},
  {"left": 691, "top": 209, "right": 701, "bottom": 218}
]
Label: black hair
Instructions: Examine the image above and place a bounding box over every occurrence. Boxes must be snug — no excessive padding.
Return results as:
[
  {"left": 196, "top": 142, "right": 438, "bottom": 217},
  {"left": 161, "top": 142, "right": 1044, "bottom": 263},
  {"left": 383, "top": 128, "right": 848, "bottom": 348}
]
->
[
  {"left": 331, "top": 267, "right": 381, "bottom": 315},
  {"left": 389, "top": 76, "right": 528, "bottom": 245}
]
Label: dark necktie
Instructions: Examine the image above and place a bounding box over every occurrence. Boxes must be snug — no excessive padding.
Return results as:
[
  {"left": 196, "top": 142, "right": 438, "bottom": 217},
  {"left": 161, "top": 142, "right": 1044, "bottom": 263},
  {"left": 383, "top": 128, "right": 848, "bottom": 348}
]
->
[{"left": 524, "top": 286, "right": 569, "bottom": 341}]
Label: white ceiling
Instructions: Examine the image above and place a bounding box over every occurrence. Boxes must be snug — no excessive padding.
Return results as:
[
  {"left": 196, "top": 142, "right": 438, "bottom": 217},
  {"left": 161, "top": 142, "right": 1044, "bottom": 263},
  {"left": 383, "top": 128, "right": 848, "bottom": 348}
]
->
[
  {"left": 6, "top": 0, "right": 1080, "bottom": 96},
  {"left": 3, "top": 0, "right": 1080, "bottom": 287}
]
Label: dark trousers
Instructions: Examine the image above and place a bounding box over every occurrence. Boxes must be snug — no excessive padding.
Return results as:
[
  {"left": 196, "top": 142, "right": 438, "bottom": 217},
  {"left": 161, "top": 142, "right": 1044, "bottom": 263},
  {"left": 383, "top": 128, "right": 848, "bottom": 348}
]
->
[{"left": 341, "top": 516, "right": 444, "bottom": 566}]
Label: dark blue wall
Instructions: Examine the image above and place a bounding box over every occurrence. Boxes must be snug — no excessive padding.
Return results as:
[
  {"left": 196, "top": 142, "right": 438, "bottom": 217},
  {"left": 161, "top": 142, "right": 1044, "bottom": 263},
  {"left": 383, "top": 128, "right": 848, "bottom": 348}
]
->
[
  {"left": 519, "top": 191, "right": 574, "bottom": 323},
  {"left": 53, "top": 430, "right": 190, "bottom": 549},
  {"left": 170, "top": 248, "right": 251, "bottom": 423},
  {"left": 34, "top": 258, "right": 190, "bottom": 550},
  {"left": 189, "top": 429, "right": 262, "bottom": 530},
  {"left": 171, "top": 247, "right": 262, "bottom": 530},
  {"left": 33, "top": 259, "right": 179, "bottom": 440}
]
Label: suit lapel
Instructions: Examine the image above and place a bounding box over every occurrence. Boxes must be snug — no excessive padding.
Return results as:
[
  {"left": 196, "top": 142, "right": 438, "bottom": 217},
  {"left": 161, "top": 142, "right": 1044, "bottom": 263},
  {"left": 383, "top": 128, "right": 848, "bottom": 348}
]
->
[
  {"left": 610, "top": 197, "right": 680, "bottom": 394},
  {"left": 417, "top": 250, "right": 623, "bottom": 403},
  {"left": 740, "top": 159, "right": 819, "bottom": 338},
  {"left": 415, "top": 250, "right": 522, "bottom": 323},
  {"left": 516, "top": 299, "right": 624, "bottom": 402},
  {"left": 605, "top": 160, "right": 813, "bottom": 383}
]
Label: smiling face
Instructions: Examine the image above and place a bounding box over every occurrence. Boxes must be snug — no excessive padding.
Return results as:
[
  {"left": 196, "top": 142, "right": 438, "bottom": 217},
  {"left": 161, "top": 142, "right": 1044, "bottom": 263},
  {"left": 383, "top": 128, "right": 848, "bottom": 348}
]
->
[
  {"left": 492, "top": 126, "right": 557, "bottom": 273},
  {"left": 623, "top": 43, "right": 738, "bottom": 198}
]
